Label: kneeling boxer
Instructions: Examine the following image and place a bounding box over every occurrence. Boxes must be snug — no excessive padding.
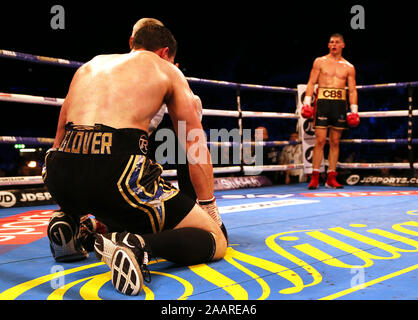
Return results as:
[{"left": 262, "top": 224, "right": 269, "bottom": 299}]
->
[{"left": 43, "top": 24, "right": 227, "bottom": 296}]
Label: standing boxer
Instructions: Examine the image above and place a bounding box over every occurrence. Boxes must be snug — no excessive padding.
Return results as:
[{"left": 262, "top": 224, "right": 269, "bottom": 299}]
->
[{"left": 302, "top": 33, "right": 359, "bottom": 189}]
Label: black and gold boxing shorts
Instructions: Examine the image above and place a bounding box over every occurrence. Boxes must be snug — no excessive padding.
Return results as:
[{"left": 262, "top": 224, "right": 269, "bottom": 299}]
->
[
  {"left": 43, "top": 122, "right": 195, "bottom": 235},
  {"left": 314, "top": 88, "right": 348, "bottom": 130}
]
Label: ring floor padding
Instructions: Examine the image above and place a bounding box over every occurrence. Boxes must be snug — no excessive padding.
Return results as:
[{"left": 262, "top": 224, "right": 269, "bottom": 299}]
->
[{"left": 0, "top": 184, "right": 417, "bottom": 300}]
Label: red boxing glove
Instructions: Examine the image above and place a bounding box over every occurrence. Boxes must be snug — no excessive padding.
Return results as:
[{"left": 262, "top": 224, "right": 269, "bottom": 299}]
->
[
  {"left": 301, "top": 105, "right": 314, "bottom": 118},
  {"left": 347, "top": 113, "right": 360, "bottom": 127}
]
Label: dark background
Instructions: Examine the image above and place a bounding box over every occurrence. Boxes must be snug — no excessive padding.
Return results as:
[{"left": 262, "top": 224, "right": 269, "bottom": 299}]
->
[
  {"left": 1, "top": 1, "right": 416, "bottom": 85},
  {"left": 0, "top": 1, "right": 417, "bottom": 175}
]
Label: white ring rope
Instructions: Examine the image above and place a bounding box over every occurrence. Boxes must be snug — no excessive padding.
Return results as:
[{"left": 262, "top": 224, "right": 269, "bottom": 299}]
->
[
  {"left": 2, "top": 161, "right": 418, "bottom": 187},
  {"left": 0, "top": 92, "right": 63, "bottom": 106},
  {"left": 0, "top": 89, "right": 416, "bottom": 188},
  {"left": 1, "top": 92, "right": 416, "bottom": 119}
]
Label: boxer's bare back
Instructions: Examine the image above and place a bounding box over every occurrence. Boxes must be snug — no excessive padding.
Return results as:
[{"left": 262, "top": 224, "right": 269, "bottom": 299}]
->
[{"left": 53, "top": 49, "right": 198, "bottom": 148}]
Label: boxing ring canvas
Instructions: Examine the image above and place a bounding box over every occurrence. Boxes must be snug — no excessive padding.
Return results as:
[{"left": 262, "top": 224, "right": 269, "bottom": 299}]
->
[{"left": 1, "top": 184, "right": 417, "bottom": 300}]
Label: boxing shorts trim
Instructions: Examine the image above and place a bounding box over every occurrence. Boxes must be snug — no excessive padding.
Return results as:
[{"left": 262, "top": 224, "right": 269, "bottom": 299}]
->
[
  {"left": 48, "top": 122, "right": 186, "bottom": 234},
  {"left": 117, "top": 154, "right": 179, "bottom": 233},
  {"left": 58, "top": 122, "right": 150, "bottom": 156},
  {"left": 317, "top": 87, "right": 346, "bottom": 101}
]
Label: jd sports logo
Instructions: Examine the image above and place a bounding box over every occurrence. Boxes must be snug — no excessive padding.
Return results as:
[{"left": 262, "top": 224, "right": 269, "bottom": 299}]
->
[
  {"left": 20, "top": 192, "right": 52, "bottom": 202},
  {"left": 0, "top": 191, "right": 17, "bottom": 208},
  {"left": 346, "top": 175, "right": 361, "bottom": 185}
]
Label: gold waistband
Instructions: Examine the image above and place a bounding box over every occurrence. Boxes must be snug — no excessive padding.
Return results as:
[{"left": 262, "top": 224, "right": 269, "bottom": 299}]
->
[{"left": 317, "top": 88, "right": 346, "bottom": 100}]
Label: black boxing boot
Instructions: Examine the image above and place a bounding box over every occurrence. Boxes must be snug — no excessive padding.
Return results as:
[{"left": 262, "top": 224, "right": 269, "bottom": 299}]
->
[{"left": 47, "top": 211, "right": 89, "bottom": 262}]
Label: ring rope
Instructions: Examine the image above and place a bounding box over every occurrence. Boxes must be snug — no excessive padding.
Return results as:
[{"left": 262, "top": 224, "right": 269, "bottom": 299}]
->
[
  {"left": 0, "top": 49, "right": 83, "bottom": 68},
  {"left": 5, "top": 135, "right": 418, "bottom": 149},
  {"left": 0, "top": 136, "right": 54, "bottom": 145},
  {"left": 355, "top": 82, "right": 418, "bottom": 90},
  {"left": 2, "top": 160, "right": 418, "bottom": 188},
  {"left": 2, "top": 49, "right": 418, "bottom": 91},
  {"left": 0, "top": 50, "right": 296, "bottom": 93},
  {"left": 354, "top": 110, "right": 418, "bottom": 118},
  {"left": 339, "top": 138, "right": 418, "bottom": 144},
  {"left": 337, "top": 162, "right": 418, "bottom": 170},
  {"left": 0, "top": 92, "right": 63, "bottom": 106},
  {"left": 0, "top": 136, "right": 302, "bottom": 147},
  {"left": 1, "top": 92, "right": 416, "bottom": 119},
  {"left": 0, "top": 92, "right": 297, "bottom": 119}
]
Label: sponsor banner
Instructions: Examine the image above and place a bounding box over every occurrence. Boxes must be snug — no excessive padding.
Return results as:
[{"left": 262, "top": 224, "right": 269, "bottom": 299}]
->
[
  {"left": 0, "top": 210, "right": 53, "bottom": 245},
  {"left": 302, "top": 190, "right": 418, "bottom": 198},
  {"left": 345, "top": 173, "right": 418, "bottom": 187},
  {"left": 213, "top": 175, "right": 272, "bottom": 191},
  {"left": 168, "top": 175, "right": 272, "bottom": 192},
  {"left": 1, "top": 176, "right": 271, "bottom": 208},
  {"left": 296, "top": 84, "right": 325, "bottom": 174},
  {"left": 0, "top": 187, "right": 55, "bottom": 208}
]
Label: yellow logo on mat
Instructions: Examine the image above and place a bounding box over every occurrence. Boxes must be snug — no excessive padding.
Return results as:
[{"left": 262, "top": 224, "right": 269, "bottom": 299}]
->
[{"left": 1, "top": 215, "right": 417, "bottom": 300}]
